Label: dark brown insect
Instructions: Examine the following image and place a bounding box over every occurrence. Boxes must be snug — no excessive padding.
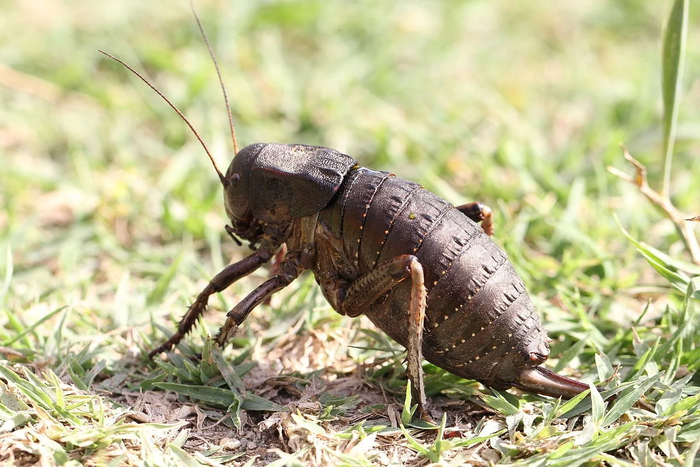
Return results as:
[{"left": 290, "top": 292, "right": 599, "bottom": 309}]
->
[{"left": 101, "top": 16, "right": 591, "bottom": 417}]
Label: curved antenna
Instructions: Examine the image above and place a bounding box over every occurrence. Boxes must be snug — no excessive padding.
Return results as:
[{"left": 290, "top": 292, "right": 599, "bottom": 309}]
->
[
  {"left": 190, "top": 4, "right": 239, "bottom": 155},
  {"left": 98, "top": 49, "right": 228, "bottom": 186}
]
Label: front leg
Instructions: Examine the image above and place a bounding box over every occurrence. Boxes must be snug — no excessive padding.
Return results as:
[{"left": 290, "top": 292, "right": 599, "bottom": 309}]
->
[
  {"left": 149, "top": 242, "right": 278, "bottom": 357},
  {"left": 215, "top": 215, "right": 317, "bottom": 346}
]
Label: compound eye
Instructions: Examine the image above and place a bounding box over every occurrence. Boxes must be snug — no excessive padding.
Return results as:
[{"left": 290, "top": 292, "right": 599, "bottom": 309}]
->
[{"left": 229, "top": 173, "right": 241, "bottom": 187}]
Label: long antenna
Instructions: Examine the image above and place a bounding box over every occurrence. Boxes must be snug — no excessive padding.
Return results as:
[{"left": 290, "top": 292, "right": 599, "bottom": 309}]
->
[
  {"left": 190, "top": 4, "right": 239, "bottom": 155},
  {"left": 98, "top": 49, "right": 228, "bottom": 186}
]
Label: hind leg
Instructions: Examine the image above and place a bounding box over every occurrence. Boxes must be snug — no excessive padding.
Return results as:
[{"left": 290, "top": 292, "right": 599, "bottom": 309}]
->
[
  {"left": 328, "top": 255, "right": 430, "bottom": 420},
  {"left": 456, "top": 201, "right": 493, "bottom": 236}
]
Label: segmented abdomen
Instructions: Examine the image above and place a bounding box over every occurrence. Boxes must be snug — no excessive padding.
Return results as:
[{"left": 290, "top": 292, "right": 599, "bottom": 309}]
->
[{"left": 330, "top": 168, "right": 547, "bottom": 385}]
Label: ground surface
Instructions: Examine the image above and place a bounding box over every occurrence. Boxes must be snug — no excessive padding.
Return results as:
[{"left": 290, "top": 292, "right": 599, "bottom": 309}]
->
[{"left": 1, "top": 1, "right": 700, "bottom": 466}]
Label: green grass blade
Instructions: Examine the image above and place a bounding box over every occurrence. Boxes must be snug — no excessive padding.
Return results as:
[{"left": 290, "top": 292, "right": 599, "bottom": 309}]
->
[
  {"left": 147, "top": 251, "right": 184, "bottom": 306},
  {"left": 685, "top": 436, "right": 700, "bottom": 467},
  {"left": 154, "top": 382, "right": 288, "bottom": 412},
  {"left": 594, "top": 353, "right": 614, "bottom": 382},
  {"left": 212, "top": 347, "right": 245, "bottom": 392},
  {"left": 154, "top": 382, "right": 237, "bottom": 408},
  {"left": 481, "top": 390, "right": 521, "bottom": 417},
  {"left": 401, "top": 379, "right": 416, "bottom": 425},
  {"left": 169, "top": 443, "right": 208, "bottom": 467},
  {"left": 590, "top": 384, "right": 605, "bottom": 426},
  {"left": 602, "top": 373, "right": 662, "bottom": 427},
  {"left": 0, "top": 365, "right": 53, "bottom": 410},
  {"left": 556, "top": 388, "right": 592, "bottom": 418},
  {"left": 452, "top": 428, "right": 507, "bottom": 449},
  {"left": 240, "top": 394, "right": 288, "bottom": 412},
  {"left": 398, "top": 422, "right": 435, "bottom": 462},
  {"left": 227, "top": 392, "right": 244, "bottom": 429},
  {"left": 661, "top": 0, "right": 689, "bottom": 195},
  {"left": 548, "top": 422, "right": 636, "bottom": 466},
  {"left": 615, "top": 216, "right": 700, "bottom": 278},
  {"left": 3, "top": 306, "right": 67, "bottom": 347}
]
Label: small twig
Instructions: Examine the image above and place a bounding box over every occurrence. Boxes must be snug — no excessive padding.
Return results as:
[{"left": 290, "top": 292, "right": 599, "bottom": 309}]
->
[{"left": 607, "top": 144, "right": 700, "bottom": 264}]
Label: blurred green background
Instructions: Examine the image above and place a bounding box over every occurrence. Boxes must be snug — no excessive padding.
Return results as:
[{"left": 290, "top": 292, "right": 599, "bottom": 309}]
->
[
  {"left": 1, "top": 0, "right": 699, "bottom": 401},
  {"left": 1, "top": 1, "right": 700, "bottom": 464}
]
